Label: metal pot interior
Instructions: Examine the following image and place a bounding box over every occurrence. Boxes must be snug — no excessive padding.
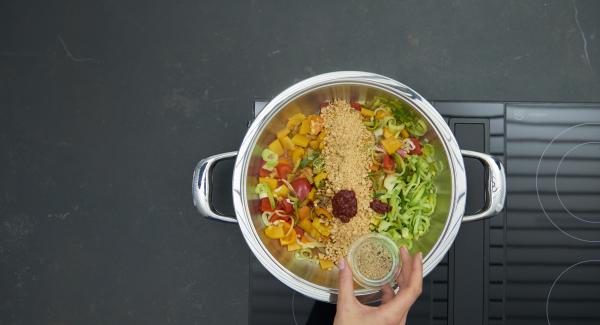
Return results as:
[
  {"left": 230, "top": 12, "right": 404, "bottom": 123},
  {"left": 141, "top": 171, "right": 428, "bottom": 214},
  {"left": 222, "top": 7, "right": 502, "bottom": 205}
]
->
[{"left": 245, "top": 82, "right": 452, "bottom": 291}]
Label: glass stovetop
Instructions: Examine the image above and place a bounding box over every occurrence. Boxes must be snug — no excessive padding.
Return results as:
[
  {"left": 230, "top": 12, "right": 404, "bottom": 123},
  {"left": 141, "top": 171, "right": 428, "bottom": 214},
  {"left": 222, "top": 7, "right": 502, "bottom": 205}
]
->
[{"left": 248, "top": 101, "right": 600, "bottom": 325}]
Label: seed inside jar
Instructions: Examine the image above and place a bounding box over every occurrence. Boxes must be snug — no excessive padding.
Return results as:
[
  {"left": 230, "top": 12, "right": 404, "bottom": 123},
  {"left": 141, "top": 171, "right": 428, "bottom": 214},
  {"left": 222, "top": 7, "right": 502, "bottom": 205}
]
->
[{"left": 354, "top": 241, "right": 393, "bottom": 280}]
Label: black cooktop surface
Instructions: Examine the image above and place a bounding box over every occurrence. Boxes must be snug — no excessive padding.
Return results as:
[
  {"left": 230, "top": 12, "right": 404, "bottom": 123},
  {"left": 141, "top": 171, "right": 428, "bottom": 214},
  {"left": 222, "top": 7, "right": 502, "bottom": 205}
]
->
[{"left": 248, "top": 101, "right": 600, "bottom": 325}]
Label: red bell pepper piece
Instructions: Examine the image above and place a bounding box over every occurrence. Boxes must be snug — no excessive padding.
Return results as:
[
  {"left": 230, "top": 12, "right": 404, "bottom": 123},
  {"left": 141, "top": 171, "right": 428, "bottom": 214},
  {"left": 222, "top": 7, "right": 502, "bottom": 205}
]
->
[
  {"left": 276, "top": 199, "right": 294, "bottom": 214},
  {"left": 291, "top": 177, "right": 311, "bottom": 201},
  {"left": 383, "top": 154, "right": 395, "bottom": 171},
  {"left": 259, "top": 198, "right": 273, "bottom": 212},
  {"left": 276, "top": 163, "right": 292, "bottom": 180},
  {"left": 410, "top": 138, "right": 422, "bottom": 155}
]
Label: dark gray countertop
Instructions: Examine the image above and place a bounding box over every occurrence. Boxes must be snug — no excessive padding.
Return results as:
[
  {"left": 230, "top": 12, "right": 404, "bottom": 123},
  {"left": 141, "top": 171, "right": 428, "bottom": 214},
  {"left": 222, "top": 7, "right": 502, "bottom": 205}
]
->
[{"left": 1, "top": 1, "right": 599, "bottom": 324}]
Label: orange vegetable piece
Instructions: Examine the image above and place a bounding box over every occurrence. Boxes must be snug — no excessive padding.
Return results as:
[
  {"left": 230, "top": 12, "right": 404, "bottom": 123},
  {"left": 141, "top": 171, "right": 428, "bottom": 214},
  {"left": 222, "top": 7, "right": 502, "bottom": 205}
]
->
[{"left": 298, "top": 206, "right": 311, "bottom": 220}]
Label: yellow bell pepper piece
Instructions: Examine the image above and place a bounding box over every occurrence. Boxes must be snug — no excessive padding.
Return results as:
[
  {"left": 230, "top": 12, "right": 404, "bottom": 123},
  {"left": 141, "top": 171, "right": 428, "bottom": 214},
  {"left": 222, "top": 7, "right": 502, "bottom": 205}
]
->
[
  {"left": 309, "top": 140, "right": 320, "bottom": 150},
  {"left": 273, "top": 185, "right": 289, "bottom": 199},
  {"left": 277, "top": 128, "right": 290, "bottom": 139},
  {"left": 264, "top": 225, "right": 285, "bottom": 239},
  {"left": 279, "top": 228, "right": 297, "bottom": 245},
  {"left": 298, "top": 218, "right": 313, "bottom": 232},
  {"left": 281, "top": 221, "right": 291, "bottom": 233},
  {"left": 371, "top": 215, "right": 382, "bottom": 226},
  {"left": 313, "top": 172, "right": 327, "bottom": 187},
  {"left": 309, "top": 116, "right": 323, "bottom": 135},
  {"left": 381, "top": 137, "right": 403, "bottom": 155},
  {"left": 360, "top": 108, "right": 375, "bottom": 117},
  {"left": 309, "top": 229, "right": 321, "bottom": 239},
  {"left": 401, "top": 129, "right": 410, "bottom": 139},
  {"left": 375, "top": 110, "right": 390, "bottom": 120},
  {"left": 299, "top": 118, "right": 311, "bottom": 135},
  {"left": 312, "top": 218, "right": 330, "bottom": 236},
  {"left": 383, "top": 127, "right": 395, "bottom": 139},
  {"left": 291, "top": 134, "right": 309, "bottom": 148},
  {"left": 318, "top": 131, "right": 326, "bottom": 141},
  {"left": 315, "top": 207, "right": 333, "bottom": 219},
  {"left": 287, "top": 242, "right": 301, "bottom": 251},
  {"left": 268, "top": 139, "right": 285, "bottom": 156},
  {"left": 279, "top": 136, "right": 296, "bottom": 151},
  {"left": 287, "top": 113, "right": 306, "bottom": 129},
  {"left": 259, "top": 177, "right": 278, "bottom": 191},
  {"left": 307, "top": 188, "right": 316, "bottom": 201},
  {"left": 292, "top": 148, "right": 305, "bottom": 165},
  {"left": 319, "top": 259, "right": 335, "bottom": 270}
]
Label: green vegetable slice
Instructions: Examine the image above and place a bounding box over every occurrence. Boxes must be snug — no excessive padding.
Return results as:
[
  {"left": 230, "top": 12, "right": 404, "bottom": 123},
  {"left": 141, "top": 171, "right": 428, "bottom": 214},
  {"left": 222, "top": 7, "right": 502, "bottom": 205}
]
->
[
  {"left": 255, "top": 183, "right": 275, "bottom": 208},
  {"left": 261, "top": 148, "right": 279, "bottom": 170}
]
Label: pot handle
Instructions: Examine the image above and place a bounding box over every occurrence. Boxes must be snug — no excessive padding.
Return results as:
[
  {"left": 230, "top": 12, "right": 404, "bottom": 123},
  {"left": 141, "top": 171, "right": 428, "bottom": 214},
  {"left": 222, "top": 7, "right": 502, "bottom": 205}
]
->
[
  {"left": 192, "top": 151, "right": 238, "bottom": 223},
  {"left": 460, "top": 150, "right": 506, "bottom": 222}
]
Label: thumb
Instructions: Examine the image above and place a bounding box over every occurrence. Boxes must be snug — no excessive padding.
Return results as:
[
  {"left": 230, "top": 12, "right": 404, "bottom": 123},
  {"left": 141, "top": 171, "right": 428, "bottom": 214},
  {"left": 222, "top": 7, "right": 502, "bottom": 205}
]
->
[{"left": 337, "top": 258, "right": 356, "bottom": 306}]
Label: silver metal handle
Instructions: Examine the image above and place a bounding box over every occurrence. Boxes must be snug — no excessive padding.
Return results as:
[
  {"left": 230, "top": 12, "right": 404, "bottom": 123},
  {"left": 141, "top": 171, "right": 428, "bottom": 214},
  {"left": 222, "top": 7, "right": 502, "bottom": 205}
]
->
[
  {"left": 192, "top": 151, "right": 238, "bottom": 223},
  {"left": 460, "top": 150, "right": 506, "bottom": 222}
]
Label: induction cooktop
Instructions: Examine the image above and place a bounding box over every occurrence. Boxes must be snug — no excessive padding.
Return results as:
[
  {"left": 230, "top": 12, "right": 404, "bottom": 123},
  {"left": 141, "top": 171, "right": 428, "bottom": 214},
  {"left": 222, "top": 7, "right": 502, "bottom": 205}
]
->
[{"left": 248, "top": 101, "right": 600, "bottom": 325}]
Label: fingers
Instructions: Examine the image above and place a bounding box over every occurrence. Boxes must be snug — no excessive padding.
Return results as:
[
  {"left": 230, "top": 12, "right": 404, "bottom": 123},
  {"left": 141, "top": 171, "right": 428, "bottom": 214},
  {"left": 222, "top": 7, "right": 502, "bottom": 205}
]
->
[
  {"left": 382, "top": 249, "right": 423, "bottom": 312},
  {"left": 410, "top": 252, "right": 423, "bottom": 293},
  {"left": 380, "top": 284, "right": 394, "bottom": 304},
  {"left": 337, "top": 258, "right": 357, "bottom": 307},
  {"left": 399, "top": 246, "right": 411, "bottom": 266},
  {"left": 397, "top": 246, "right": 412, "bottom": 288}
]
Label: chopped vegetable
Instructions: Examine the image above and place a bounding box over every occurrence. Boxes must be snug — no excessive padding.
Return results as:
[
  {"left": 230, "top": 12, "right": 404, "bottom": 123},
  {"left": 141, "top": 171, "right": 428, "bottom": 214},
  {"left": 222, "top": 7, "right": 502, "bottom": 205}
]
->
[
  {"left": 381, "top": 137, "right": 403, "bottom": 155},
  {"left": 261, "top": 148, "right": 279, "bottom": 171},
  {"left": 280, "top": 228, "right": 297, "bottom": 245},
  {"left": 265, "top": 224, "right": 286, "bottom": 239},
  {"left": 292, "top": 148, "right": 305, "bottom": 165},
  {"left": 291, "top": 134, "right": 309, "bottom": 147},
  {"left": 299, "top": 118, "right": 311, "bottom": 135},
  {"left": 315, "top": 207, "right": 333, "bottom": 219},
  {"left": 350, "top": 102, "right": 362, "bottom": 111},
  {"left": 319, "top": 259, "right": 335, "bottom": 270},
  {"left": 309, "top": 116, "right": 323, "bottom": 135},
  {"left": 268, "top": 139, "right": 285, "bottom": 156},
  {"left": 287, "top": 113, "right": 305, "bottom": 129},
  {"left": 382, "top": 155, "right": 395, "bottom": 171},
  {"left": 313, "top": 172, "right": 327, "bottom": 187},
  {"left": 276, "top": 163, "right": 292, "bottom": 179},
  {"left": 276, "top": 199, "right": 293, "bottom": 214},
  {"left": 279, "top": 136, "right": 296, "bottom": 151},
  {"left": 259, "top": 165, "right": 270, "bottom": 177},
  {"left": 383, "top": 127, "right": 395, "bottom": 139},
  {"left": 360, "top": 108, "right": 375, "bottom": 117},
  {"left": 276, "top": 128, "right": 290, "bottom": 139},
  {"left": 269, "top": 213, "right": 291, "bottom": 223},
  {"left": 259, "top": 198, "right": 273, "bottom": 212},
  {"left": 298, "top": 218, "right": 313, "bottom": 232},
  {"left": 255, "top": 183, "right": 275, "bottom": 209},
  {"left": 410, "top": 138, "right": 422, "bottom": 155},
  {"left": 273, "top": 184, "right": 289, "bottom": 199},
  {"left": 291, "top": 177, "right": 311, "bottom": 201},
  {"left": 400, "top": 129, "right": 409, "bottom": 138},
  {"left": 309, "top": 140, "right": 320, "bottom": 150},
  {"left": 298, "top": 206, "right": 311, "bottom": 220}
]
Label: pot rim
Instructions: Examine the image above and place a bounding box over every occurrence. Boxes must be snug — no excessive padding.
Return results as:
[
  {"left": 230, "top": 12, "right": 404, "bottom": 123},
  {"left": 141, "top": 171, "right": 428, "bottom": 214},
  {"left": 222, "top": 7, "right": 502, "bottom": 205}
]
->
[{"left": 232, "top": 71, "right": 466, "bottom": 303}]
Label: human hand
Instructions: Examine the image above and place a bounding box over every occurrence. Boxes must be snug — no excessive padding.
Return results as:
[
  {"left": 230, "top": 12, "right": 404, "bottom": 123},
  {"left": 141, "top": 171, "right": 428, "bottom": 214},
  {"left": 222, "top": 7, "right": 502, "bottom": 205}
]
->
[{"left": 333, "top": 247, "right": 423, "bottom": 325}]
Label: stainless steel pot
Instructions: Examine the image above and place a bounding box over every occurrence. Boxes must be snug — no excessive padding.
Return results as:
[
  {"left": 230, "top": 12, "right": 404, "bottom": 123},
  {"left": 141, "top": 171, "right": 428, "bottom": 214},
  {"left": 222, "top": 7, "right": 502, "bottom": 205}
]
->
[{"left": 192, "top": 71, "right": 506, "bottom": 303}]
